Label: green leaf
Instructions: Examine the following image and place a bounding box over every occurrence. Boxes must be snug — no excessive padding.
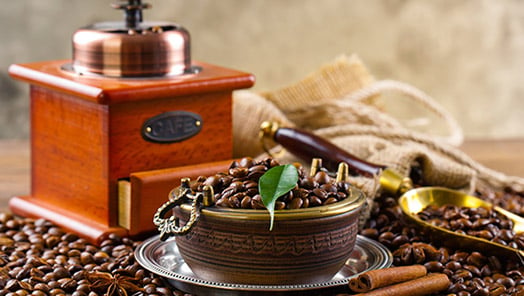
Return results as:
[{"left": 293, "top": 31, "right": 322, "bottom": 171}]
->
[{"left": 258, "top": 164, "right": 299, "bottom": 231}]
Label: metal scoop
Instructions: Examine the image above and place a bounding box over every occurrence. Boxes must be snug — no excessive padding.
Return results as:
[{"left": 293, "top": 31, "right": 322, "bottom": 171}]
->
[{"left": 260, "top": 122, "right": 524, "bottom": 261}]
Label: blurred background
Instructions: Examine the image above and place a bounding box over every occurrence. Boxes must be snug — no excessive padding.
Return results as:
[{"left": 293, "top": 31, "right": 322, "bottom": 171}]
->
[{"left": 1, "top": 0, "right": 523, "bottom": 139}]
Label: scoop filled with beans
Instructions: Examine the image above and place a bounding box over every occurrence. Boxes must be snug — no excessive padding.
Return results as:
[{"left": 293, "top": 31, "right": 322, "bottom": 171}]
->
[{"left": 417, "top": 204, "right": 524, "bottom": 249}]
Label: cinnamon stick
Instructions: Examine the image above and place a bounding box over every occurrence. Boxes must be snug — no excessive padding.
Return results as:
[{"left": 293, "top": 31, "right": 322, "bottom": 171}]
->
[
  {"left": 354, "top": 273, "right": 450, "bottom": 296},
  {"left": 349, "top": 265, "right": 427, "bottom": 292}
]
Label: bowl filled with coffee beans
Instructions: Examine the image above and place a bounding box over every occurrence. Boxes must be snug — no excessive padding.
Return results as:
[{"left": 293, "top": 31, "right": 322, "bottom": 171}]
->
[{"left": 153, "top": 157, "right": 366, "bottom": 285}]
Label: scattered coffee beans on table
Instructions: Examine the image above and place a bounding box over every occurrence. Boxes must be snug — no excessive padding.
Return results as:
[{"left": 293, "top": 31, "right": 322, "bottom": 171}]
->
[
  {"left": 0, "top": 212, "right": 189, "bottom": 296},
  {"left": 361, "top": 190, "right": 524, "bottom": 296}
]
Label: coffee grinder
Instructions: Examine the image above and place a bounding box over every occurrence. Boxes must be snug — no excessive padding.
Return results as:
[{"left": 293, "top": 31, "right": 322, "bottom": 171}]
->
[{"left": 9, "top": 0, "right": 255, "bottom": 244}]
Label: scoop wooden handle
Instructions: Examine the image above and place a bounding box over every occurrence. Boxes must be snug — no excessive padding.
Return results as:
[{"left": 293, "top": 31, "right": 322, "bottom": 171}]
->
[{"left": 269, "top": 124, "right": 385, "bottom": 177}]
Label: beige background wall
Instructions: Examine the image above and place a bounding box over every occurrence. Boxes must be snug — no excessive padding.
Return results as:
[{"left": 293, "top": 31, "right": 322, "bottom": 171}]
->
[{"left": 1, "top": 0, "right": 523, "bottom": 139}]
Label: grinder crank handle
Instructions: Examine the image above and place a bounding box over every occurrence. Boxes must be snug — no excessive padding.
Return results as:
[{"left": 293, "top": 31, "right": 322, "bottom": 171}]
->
[
  {"left": 260, "top": 122, "right": 412, "bottom": 195},
  {"left": 260, "top": 122, "right": 384, "bottom": 177}
]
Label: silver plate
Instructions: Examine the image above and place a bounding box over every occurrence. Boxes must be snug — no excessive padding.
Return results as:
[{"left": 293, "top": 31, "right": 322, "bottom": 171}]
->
[{"left": 135, "top": 235, "right": 392, "bottom": 295}]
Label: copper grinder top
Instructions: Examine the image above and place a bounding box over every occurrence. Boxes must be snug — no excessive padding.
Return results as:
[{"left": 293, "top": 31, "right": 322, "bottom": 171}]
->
[{"left": 72, "top": 0, "right": 192, "bottom": 77}]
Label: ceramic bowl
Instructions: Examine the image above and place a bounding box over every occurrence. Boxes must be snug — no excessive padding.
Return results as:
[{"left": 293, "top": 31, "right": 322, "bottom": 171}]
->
[{"left": 169, "top": 186, "right": 365, "bottom": 285}]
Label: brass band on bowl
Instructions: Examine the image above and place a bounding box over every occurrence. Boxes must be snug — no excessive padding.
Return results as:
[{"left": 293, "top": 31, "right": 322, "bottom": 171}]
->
[{"left": 177, "top": 186, "right": 366, "bottom": 221}]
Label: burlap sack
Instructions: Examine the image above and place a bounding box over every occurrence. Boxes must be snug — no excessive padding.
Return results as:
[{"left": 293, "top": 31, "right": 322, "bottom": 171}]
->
[{"left": 232, "top": 54, "right": 524, "bottom": 221}]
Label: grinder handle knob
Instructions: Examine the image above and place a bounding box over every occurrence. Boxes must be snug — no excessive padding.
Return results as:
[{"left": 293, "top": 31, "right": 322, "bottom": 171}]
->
[{"left": 111, "top": 0, "right": 151, "bottom": 28}]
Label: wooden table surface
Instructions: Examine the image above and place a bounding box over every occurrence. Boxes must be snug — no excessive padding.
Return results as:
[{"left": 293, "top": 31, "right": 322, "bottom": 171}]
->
[{"left": 1, "top": 138, "right": 524, "bottom": 212}]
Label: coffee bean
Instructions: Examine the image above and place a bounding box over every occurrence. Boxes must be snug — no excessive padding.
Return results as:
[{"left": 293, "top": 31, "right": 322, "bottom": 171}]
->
[
  {"left": 299, "top": 177, "right": 317, "bottom": 190},
  {"left": 216, "top": 197, "right": 232, "bottom": 208},
  {"left": 496, "top": 276, "right": 516, "bottom": 289},
  {"left": 287, "top": 197, "right": 303, "bottom": 209},
  {"left": 312, "top": 188, "right": 328, "bottom": 201},
  {"left": 323, "top": 197, "right": 338, "bottom": 205},
  {"left": 238, "top": 157, "right": 255, "bottom": 168},
  {"left": 275, "top": 201, "right": 286, "bottom": 210},
  {"left": 313, "top": 171, "right": 330, "bottom": 185},
  {"left": 229, "top": 167, "right": 248, "bottom": 178},
  {"left": 466, "top": 252, "right": 486, "bottom": 267},
  {"left": 250, "top": 195, "right": 265, "bottom": 209},
  {"left": 240, "top": 196, "right": 252, "bottom": 209},
  {"left": 49, "top": 288, "right": 66, "bottom": 296},
  {"left": 360, "top": 228, "right": 379, "bottom": 240},
  {"left": 301, "top": 197, "right": 310, "bottom": 208},
  {"left": 309, "top": 195, "right": 322, "bottom": 207},
  {"left": 144, "top": 283, "right": 157, "bottom": 294}
]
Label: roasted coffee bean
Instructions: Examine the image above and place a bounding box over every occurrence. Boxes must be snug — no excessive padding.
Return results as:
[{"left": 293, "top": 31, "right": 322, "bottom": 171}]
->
[
  {"left": 360, "top": 228, "right": 379, "bottom": 240},
  {"left": 312, "top": 188, "right": 328, "bottom": 201},
  {"left": 301, "top": 197, "right": 310, "bottom": 208},
  {"left": 466, "top": 252, "right": 486, "bottom": 267},
  {"left": 31, "top": 291, "right": 46, "bottom": 296},
  {"left": 463, "top": 264, "right": 481, "bottom": 277},
  {"left": 247, "top": 164, "right": 267, "bottom": 180},
  {"left": 240, "top": 196, "right": 252, "bottom": 209},
  {"left": 58, "top": 278, "right": 77, "bottom": 292},
  {"left": 497, "top": 229, "right": 514, "bottom": 241},
  {"left": 287, "top": 197, "right": 303, "bottom": 209},
  {"left": 323, "top": 197, "right": 338, "bottom": 205},
  {"left": 309, "top": 195, "right": 322, "bottom": 207},
  {"left": 49, "top": 288, "right": 66, "bottom": 296},
  {"left": 313, "top": 171, "right": 330, "bottom": 184},
  {"left": 229, "top": 167, "right": 248, "bottom": 178},
  {"left": 391, "top": 235, "right": 409, "bottom": 248},
  {"left": 202, "top": 175, "right": 220, "bottom": 189},
  {"left": 375, "top": 214, "right": 390, "bottom": 227},
  {"left": 282, "top": 190, "right": 294, "bottom": 202},
  {"left": 488, "top": 284, "right": 506, "bottom": 296},
  {"left": 471, "top": 287, "right": 489, "bottom": 296},
  {"left": 320, "top": 183, "right": 337, "bottom": 193},
  {"left": 496, "top": 276, "right": 516, "bottom": 289},
  {"left": 215, "top": 197, "right": 232, "bottom": 208},
  {"left": 6, "top": 279, "right": 22, "bottom": 292},
  {"left": 62, "top": 233, "right": 78, "bottom": 243},
  {"left": 144, "top": 283, "right": 157, "bottom": 294},
  {"left": 238, "top": 157, "right": 255, "bottom": 168},
  {"left": 378, "top": 231, "right": 395, "bottom": 244},
  {"left": 244, "top": 180, "right": 258, "bottom": 190},
  {"left": 250, "top": 195, "right": 265, "bottom": 209},
  {"left": 424, "top": 260, "right": 444, "bottom": 272},
  {"left": 229, "top": 192, "right": 243, "bottom": 208},
  {"left": 487, "top": 256, "right": 503, "bottom": 272},
  {"left": 275, "top": 201, "right": 286, "bottom": 210},
  {"left": 79, "top": 252, "right": 94, "bottom": 265},
  {"left": 300, "top": 177, "right": 318, "bottom": 190}
]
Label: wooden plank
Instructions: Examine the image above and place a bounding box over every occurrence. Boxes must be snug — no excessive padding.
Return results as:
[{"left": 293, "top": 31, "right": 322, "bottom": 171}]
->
[
  {"left": 0, "top": 139, "right": 30, "bottom": 211},
  {"left": 1, "top": 138, "right": 524, "bottom": 213},
  {"left": 460, "top": 138, "right": 524, "bottom": 178}
]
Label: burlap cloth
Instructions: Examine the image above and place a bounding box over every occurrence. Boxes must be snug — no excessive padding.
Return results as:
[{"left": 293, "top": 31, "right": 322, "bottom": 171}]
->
[{"left": 232, "top": 54, "right": 524, "bottom": 221}]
